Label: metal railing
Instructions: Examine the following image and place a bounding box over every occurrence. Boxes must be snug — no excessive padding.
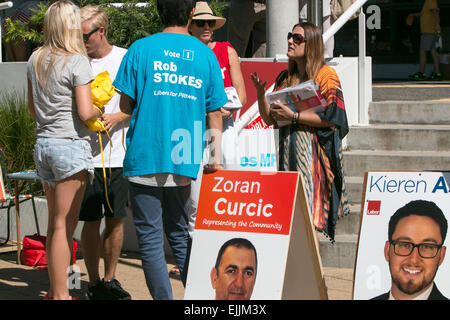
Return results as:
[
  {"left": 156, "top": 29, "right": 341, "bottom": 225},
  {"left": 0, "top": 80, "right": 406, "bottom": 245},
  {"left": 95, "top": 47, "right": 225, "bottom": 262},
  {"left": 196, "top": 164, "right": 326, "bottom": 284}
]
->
[
  {"left": 323, "top": 0, "right": 369, "bottom": 125},
  {"left": 0, "top": 1, "right": 13, "bottom": 62}
]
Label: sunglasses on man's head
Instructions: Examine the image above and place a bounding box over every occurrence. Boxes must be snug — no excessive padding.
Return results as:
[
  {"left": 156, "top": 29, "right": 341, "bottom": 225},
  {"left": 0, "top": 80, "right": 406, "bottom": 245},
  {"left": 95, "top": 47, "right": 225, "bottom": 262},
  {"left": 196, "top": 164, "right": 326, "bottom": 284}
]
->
[
  {"left": 83, "top": 27, "right": 99, "bottom": 43},
  {"left": 193, "top": 20, "right": 216, "bottom": 28},
  {"left": 287, "top": 32, "right": 306, "bottom": 44}
]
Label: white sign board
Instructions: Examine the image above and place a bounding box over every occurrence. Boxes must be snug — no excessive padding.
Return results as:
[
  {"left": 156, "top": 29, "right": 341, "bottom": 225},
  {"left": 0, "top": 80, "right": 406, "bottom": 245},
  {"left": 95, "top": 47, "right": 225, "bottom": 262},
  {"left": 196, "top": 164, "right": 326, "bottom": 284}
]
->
[
  {"left": 227, "top": 129, "right": 278, "bottom": 172},
  {"left": 353, "top": 171, "right": 450, "bottom": 300}
]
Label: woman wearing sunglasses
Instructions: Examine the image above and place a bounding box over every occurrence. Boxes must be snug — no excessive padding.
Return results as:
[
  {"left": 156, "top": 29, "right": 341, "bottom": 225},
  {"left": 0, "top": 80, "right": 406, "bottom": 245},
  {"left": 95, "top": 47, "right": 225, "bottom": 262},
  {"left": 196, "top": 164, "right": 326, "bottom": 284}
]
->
[
  {"left": 189, "top": 1, "right": 247, "bottom": 142},
  {"left": 186, "top": 1, "right": 247, "bottom": 248},
  {"left": 251, "top": 23, "right": 350, "bottom": 242}
]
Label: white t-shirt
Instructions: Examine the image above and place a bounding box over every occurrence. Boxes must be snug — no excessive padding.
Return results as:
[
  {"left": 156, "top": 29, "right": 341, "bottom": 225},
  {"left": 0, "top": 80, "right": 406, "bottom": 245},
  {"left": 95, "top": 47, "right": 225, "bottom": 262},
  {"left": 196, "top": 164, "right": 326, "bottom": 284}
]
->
[{"left": 89, "top": 46, "right": 128, "bottom": 168}]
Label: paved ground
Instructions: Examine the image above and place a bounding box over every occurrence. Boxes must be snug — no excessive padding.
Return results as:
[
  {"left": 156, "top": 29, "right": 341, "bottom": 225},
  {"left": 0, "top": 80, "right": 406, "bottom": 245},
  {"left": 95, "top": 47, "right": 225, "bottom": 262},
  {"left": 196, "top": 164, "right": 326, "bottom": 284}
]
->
[{"left": 0, "top": 242, "right": 353, "bottom": 300}]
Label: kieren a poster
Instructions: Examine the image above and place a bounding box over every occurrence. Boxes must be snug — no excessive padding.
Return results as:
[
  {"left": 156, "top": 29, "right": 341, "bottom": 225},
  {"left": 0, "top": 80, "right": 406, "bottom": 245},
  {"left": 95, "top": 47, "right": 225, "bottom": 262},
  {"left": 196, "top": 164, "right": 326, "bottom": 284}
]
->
[{"left": 353, "top": 171, "right": 450, "bottom": 300}]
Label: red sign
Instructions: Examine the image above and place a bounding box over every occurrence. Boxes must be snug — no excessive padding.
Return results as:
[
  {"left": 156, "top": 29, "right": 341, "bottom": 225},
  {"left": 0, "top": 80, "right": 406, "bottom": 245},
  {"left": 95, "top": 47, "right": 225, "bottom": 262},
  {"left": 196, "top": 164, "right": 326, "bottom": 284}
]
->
[
  {"left": 195, "top": 170, "right": 299, "bottom": 235},
  {"left": 367, "top": 200, "right": 381, "bottom": 215},
  {"left": 237, "top": 60, "right": 287, "bottom": 128}
]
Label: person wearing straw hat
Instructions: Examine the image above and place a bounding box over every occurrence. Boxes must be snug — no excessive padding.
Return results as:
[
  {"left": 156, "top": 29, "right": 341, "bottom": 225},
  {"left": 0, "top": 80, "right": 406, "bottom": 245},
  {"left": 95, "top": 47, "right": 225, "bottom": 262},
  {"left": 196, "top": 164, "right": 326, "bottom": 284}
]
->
[
  {"left": 186, "top": 1, "right": 247, "bottom": 254},
  {"left": 189, "top": 1, "right": 246, "bottom": 163}
]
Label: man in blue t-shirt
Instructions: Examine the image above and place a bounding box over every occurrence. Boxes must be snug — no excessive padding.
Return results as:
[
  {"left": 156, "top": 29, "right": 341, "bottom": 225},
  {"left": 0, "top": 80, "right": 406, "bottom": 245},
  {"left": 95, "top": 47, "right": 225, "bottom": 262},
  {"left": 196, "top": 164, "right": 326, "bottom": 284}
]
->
[{"left": 113, "top": 0, "right": 227, "bottom": 300}]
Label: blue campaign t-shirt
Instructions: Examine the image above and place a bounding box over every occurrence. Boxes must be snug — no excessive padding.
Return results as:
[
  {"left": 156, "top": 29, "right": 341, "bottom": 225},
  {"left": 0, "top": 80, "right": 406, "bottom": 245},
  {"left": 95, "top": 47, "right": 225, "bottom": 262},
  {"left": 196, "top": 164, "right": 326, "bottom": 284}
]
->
[{"left": 113, "top": 32, "right": 227, "bottom": 179}]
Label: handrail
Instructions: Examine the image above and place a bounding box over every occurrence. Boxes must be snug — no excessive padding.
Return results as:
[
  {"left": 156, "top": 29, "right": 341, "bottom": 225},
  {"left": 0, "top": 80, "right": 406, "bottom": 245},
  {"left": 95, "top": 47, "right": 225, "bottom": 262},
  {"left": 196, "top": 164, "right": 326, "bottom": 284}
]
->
[
  {"left": 0, "top": 2, "right": 13, "bottom": 63},
  {"left": 323, "top": 0, "right": 368, "bottom": 43},
  {"left": 0, "top": 1, "right": 12, "bottom": 10}
]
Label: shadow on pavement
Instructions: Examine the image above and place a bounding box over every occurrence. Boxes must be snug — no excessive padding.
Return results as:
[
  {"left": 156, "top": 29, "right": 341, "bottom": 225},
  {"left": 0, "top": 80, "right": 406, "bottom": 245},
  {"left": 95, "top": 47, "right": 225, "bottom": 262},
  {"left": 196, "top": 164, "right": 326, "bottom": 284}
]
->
[{"left": 0, "top": 251, "right": 89, "bottom": 300}]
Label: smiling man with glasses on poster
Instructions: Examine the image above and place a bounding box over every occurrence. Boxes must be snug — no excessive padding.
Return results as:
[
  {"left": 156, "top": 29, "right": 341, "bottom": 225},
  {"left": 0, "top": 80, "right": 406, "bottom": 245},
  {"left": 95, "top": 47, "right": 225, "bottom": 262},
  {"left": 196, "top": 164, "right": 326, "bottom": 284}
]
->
[{"left": 371, "top": 200, "right": 448, "bottom": 300}]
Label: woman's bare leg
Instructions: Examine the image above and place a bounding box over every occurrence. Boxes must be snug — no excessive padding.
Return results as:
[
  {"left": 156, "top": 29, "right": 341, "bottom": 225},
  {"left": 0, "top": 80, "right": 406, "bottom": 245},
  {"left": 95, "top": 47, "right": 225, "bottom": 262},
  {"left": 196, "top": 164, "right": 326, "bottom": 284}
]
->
[{"left": 46, "top": 170, "right": 87, "bottom": 300}]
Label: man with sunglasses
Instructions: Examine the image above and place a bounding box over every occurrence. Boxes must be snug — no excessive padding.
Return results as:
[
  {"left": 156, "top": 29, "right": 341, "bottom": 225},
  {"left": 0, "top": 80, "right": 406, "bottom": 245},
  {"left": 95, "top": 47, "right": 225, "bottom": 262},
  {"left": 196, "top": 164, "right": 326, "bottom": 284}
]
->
[
  {"left": 371, "top": 200, "right": 448, "bottom": 300},
  {"left": 79, "top": 5, "right": 131, "bottom": 300}
]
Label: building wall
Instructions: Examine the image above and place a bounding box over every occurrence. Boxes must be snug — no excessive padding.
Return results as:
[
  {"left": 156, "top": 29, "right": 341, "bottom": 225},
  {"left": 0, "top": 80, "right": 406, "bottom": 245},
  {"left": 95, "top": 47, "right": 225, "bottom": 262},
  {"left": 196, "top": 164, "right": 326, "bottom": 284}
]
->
[{"left": 0, "top": 62, "right": 27, "bottom": 94}]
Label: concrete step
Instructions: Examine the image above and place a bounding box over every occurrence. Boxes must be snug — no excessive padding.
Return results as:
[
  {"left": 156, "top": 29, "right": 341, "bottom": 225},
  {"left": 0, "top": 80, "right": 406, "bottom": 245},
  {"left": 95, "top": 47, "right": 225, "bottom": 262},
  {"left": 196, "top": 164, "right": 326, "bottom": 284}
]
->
[
  {"left": 343, "top": 150, "right": 450, "bottom": 177},
  {"left": 347, "top": 124, "right": 450, "bottom": 152},
  {"left": 319, "top": 234, "right": 357, "bottom": 269},
  {"left": 335, "top": 204, "right": 361, "bottom": 236},
  {"left": 369, "top": 101, "right": 450, "bottom": 125},
  {"left": 345, "top": 176, "right": 365, "bottom": 205},
  {"left": 372, "top": 83, "right": 450, "bottom": 102}
]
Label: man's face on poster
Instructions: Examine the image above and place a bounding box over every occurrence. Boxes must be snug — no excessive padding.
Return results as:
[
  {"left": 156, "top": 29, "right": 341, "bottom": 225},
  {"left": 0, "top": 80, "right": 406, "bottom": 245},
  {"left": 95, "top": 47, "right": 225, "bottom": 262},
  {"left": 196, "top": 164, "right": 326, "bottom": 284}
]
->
[
  {"left": 211, "top": 245, "right": 257, "bottom": 300},
  {"left": 384, "top": 214, "right": 447, "bottom": 298}
]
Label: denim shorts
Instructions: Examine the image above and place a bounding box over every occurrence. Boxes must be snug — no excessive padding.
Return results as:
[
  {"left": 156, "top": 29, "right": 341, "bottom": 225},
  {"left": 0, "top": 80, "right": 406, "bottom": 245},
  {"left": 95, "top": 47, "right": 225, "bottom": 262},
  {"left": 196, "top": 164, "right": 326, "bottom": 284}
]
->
[
  {"left": 420, "top": 33, "right": 439, "bottom": 51},
  {"left": 33, "top": 137, "right": 94, "bottom": 184}
]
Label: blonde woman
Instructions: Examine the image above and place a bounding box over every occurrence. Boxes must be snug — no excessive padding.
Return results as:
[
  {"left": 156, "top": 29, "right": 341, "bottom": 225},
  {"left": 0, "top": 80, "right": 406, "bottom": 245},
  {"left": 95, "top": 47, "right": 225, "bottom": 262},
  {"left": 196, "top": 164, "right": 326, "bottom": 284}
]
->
[
  {"left": 27, "top": 0, "right": 101, "bottom": 300},
  {"left": 251, "top": 23, "right": 350, "bottom": 243}
]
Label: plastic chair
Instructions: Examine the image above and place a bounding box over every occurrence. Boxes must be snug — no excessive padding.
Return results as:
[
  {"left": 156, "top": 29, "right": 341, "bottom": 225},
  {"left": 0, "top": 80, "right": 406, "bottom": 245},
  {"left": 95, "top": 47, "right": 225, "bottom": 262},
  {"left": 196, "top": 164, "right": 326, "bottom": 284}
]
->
[{"left": 0, "top": 146, "right": 40, "bottom": 246}]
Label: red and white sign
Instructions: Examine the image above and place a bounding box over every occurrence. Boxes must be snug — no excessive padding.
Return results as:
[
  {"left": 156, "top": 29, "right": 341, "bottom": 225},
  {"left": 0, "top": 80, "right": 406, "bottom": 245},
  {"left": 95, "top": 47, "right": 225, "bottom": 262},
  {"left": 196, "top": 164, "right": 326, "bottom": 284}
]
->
[
  {"left": 238, "top": 60, "right": 287, "bottom": 121},
  {"left": 195, "top": 170, "right": 298, "bottom": 235},
  {"left": 228, "top": 60, "right": 289, "bottom": 171},
  {"left": 185, "top": 170, "right": 327, "bottom": 300},
  {"left": 366, "top": 200, "right": 381, "bottom": 215},
  {"left": 235, "top": 60, "right": 287, "bottom": 130}
]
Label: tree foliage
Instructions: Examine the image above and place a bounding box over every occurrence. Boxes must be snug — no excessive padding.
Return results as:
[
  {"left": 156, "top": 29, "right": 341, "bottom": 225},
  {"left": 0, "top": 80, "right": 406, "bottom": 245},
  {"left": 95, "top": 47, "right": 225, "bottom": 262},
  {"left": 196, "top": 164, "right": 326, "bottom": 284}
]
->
[{"left": 3, "top": 0, "right": 228, "bottom": 49}]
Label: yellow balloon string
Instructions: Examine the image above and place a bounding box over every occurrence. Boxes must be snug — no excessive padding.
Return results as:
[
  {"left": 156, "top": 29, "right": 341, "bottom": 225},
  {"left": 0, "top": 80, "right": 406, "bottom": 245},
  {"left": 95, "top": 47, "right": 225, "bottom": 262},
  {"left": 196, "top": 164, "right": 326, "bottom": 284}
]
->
[{"left": 98, "top": 132, "right": 114, "bottom": 213}]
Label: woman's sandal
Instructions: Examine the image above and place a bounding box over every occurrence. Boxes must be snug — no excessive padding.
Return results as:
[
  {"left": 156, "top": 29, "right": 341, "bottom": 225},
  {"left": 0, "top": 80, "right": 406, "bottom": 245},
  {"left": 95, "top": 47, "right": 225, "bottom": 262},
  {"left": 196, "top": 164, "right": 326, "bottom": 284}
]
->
[{"left": 43, "top": 292, "right": 78, "bottom": 300}]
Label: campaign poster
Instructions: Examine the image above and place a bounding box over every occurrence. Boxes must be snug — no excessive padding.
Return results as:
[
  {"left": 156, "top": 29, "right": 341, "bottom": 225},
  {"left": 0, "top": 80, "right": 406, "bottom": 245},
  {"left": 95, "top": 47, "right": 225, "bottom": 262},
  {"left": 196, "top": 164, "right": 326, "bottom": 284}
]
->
[
  {"left": 353, "top": 171, "right": 450, "bottom": 300},
  {"left": 229, "top": 129, "right": 278, "bottom": 172},
  {"left": 184, "top": 170, "right": 299, "bottom": 300},
  {"left": 228, "top": 59, "right": 287, "bottom": 173}
]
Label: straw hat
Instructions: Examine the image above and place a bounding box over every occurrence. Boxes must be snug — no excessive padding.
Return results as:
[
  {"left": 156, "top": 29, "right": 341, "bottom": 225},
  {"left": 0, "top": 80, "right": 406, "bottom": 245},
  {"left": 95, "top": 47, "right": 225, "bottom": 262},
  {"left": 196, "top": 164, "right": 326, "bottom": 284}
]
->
[{"left": 192, "top": 1, "right": 226, "bottom": 31}]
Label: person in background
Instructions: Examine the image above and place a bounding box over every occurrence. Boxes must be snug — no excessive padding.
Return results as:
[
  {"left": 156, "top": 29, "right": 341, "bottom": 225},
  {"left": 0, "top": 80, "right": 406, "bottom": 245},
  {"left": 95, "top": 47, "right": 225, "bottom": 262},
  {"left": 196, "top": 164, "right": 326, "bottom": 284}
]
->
[
  {"left": 227, "top": 0, "right": 266, "bottom": 58},
  {"left": 79, "top": 5, "right": 131, "bottom": 300},
  {"left": 27, "top": 0, "right": 100, "bottom": 300},
  {"left": 251, "top": 22, "right": 350, "bottom": 243},
  {"left": 186, "top": 1, "right": 247, "bottom": 254},
  {"left": 408, "top": 0, "right": 441, "bottom": 81},
  {"left": 113, "top": 0, "right": 227, "bottom": 300},
  {"left": 299, "top": 0, "right": 334, "bottom": 58}
]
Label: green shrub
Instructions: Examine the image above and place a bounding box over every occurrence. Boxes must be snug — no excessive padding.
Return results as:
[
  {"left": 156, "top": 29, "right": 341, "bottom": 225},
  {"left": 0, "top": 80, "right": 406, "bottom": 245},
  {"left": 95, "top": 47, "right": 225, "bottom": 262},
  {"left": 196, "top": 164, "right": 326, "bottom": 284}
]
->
[
  {"left": 0, "top": 91, "right": 41, "bottom": 195},
  {"left": 100, "top": 0, "right": 162, "bottom": 49}
]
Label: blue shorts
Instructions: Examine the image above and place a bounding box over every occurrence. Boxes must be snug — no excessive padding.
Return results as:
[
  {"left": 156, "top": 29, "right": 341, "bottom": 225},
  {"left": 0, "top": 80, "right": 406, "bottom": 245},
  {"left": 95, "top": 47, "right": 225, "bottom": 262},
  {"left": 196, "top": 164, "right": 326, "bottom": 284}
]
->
[
  {"left": 420, "top": 33, "right": 439, "bottom": 51},
  {"left": 33, "top": 137, "right": 94, "bottom": 184}
]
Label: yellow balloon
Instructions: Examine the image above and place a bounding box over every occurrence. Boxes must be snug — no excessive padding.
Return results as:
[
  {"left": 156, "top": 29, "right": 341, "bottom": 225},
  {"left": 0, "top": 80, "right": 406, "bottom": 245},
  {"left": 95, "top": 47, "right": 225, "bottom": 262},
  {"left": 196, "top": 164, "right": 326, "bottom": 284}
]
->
[
  {"left": 83, "top": 71, "right": 117, "bottom": 213},
  {"left": 84, "top": 71, "right": 116, "bottom": 132},
  {"left": 91, "top": 70, "right": 116, "bottom": 109}
]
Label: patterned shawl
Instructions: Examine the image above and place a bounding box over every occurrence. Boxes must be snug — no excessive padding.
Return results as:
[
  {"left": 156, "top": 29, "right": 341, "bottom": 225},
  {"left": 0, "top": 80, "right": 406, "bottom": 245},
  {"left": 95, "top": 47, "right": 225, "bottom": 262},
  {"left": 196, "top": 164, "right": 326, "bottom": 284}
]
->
[{"left": 276, "top": 65, "right": 350, "bottom": 242}]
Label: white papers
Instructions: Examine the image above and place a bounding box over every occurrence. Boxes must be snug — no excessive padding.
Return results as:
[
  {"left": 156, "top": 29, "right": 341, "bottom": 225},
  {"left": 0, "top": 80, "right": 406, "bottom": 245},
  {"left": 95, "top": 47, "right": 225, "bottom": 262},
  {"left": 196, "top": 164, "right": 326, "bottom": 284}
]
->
[
  {"left": 265, "top": 80, "right": 327, "bottom": 127},
  {"left": 222, "top": 86, "right": 243, "bottom": 110}
]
